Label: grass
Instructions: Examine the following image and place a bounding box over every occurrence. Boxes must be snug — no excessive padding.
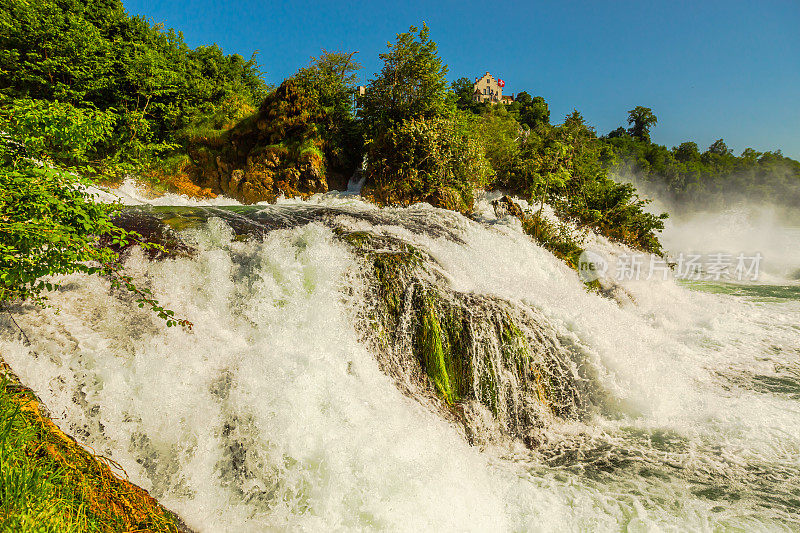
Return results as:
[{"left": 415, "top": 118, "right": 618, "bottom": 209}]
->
[
  {"left": 0, "top": 366, "right": 186, "bottom": 532},
  {"left": 521, "top": 212, "right": 585, "bottom": 270}
]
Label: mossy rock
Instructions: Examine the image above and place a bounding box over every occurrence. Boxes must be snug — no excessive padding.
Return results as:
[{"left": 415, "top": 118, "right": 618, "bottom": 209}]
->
[
  {"left": 186, "top": 79, "right": 331, "bottom": 203},
  {"left": 337, "top": 229, "right": 582, "bottom": 444}
]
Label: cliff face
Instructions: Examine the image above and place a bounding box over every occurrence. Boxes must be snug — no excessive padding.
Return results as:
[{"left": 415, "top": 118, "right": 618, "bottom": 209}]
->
[{"left": 188, "top": 80, "right": 330, "bottom": 204}]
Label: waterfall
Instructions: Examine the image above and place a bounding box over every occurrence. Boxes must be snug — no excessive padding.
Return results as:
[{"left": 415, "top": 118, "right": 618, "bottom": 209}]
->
[{"left": 2, "top": 194, "right": 799, "bottom": 531}]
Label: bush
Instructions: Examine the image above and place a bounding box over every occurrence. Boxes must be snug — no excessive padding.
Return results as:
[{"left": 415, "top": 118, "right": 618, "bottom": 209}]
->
[
  {"left": 364, "top": 116, "right": 491, "bottom": 212},
  {"left": 0, "top": 98, "right": 116, "bottom": 168}
]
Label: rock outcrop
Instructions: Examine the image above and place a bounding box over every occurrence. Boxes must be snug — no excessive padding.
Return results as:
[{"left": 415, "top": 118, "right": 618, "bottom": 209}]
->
[{"left": 188, "top": 80, "right": 330, "bottom": 203}]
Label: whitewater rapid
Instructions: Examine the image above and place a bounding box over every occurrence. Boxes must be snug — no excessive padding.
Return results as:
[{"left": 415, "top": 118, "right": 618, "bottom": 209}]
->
[{"left": 2, "top": 193, "right": 799, "bottom": 531}]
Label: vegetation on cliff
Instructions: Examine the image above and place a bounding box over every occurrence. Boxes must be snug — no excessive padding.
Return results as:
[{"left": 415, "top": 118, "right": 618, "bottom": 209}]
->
[
  {"left": 0, "top": 369, "right": 186, "bottom": 531},
  {"left": 185, "top": 50, "right": 364, "bottom": 202}
]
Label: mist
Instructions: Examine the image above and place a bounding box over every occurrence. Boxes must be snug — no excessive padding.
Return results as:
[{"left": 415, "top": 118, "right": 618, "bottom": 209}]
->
[{"left": 615, "top": 172, "right": 800, "bottom": 282}]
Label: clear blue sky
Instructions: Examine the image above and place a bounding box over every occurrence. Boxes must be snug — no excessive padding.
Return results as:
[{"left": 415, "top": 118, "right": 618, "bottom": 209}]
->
[{"left": 125, "top": 0, "right": 800, "bottom": 159}]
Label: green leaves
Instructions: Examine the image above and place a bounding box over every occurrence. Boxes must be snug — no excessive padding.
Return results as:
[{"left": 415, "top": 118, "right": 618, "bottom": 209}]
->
[
  {"left": 606, "top": 111, "right": 800, "bottom": 209},
  {"left": 1, "top": 0, "right": 268, "bottom": 167},
  {"left": 0, "top": 97, "right": 192, "bottom": 329},
  {"left": 0, "top": 98, "right": 116, "bottom": 167},
  {"left": 0, "top": 163, "right": 113, "bottom": 302},
  {"left": 627, "top": 106, "right": 658, "bottom": 142},
  {"left": 361, "top": 23, "right": 451, "bottom": 139},
  {"left": 0, "top": 161, "right": 193, "bottom": 329}
]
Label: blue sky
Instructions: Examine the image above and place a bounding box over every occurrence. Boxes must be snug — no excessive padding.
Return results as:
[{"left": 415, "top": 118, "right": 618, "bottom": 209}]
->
[{"left": 125, "top": 0, "right": 800, "bottom": 159}]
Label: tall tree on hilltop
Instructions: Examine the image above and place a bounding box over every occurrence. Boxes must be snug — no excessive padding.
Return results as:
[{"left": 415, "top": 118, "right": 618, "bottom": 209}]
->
[
  {"left": 294, "top": 49, "right": 362, "bottom": 122},
  {"left": 627, "top": 106, "right": 658, "bottom": 142},
  {"left": 293, "top": 49, "right": 364, "bottom": 172}
]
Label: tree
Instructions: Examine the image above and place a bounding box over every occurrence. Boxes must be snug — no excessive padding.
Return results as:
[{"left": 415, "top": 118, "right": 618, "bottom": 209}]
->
[
  {"left": 451, "top": 77, "right": 474, "bottom": 109},
  {"left": 673, "top": 141, "right": 700, "bottom": 162},
  {"left": 364, "top": 114, "right": 490, "bottom": 213},
  {"left": 0, "top": 100, "right": 191, "bottom": 328},
  {"left": 627, "top": 106, "right": 658, "bottom": 142},
  {"left": 292, "top": 50, "right": 364, "bottom": 173},
  {"left": 360, "top": 23, "right": 450, "bottom": 139},
  {"left": 0, "top": 0, "right": 268, "bottom": 165},
  {"left": 294, "top": 49, "right": 362, "bottom": 120},
  {"left": 707, "top": 138, "right": 731, "bottom": 156},
  {"left": 607, "top": 127, "right": 628, "bottom": 138},
  {"left": 518, "top": 96, "right": 550, "bottom": 130},
  {"left": 515, "top": 91, "right": 532, "bottom": 105}
]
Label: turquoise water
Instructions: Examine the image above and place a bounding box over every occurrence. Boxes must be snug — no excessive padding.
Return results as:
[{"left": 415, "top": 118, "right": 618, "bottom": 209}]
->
[{"left": 681, "top": 280, "right": 800, "bottom": 302}]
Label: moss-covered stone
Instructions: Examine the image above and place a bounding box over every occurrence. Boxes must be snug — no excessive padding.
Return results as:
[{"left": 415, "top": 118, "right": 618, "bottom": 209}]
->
[
  {"left": 411, "top": 289, "right": 471, "bottom": 405},
  {"left": 338, "top": 229, "right": 581, "bottom": 444},
  {"left": 187, "top": 80, "right": 332, "bottom": 203}
]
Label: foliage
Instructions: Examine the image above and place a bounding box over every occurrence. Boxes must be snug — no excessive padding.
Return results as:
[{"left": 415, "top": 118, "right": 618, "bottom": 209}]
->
[
  {"left": 0, "top": 0, "right": 269, "bottom": 166},
  {"left": 627, "top": 106, "right": 658, "bottom": 142},
  {"left": 362, "top": 25, "right": 496, "bottom": 212},
  {"left": 294, "top": 49, "right": 361, "bottom": 123},
  {"left": 0, "top": 376, "right": 183, "bottom": 531},
  {"left": 0, "top": 96, "right": 191, "bottom": 328},
  {"left": 505, "top": 92, "right": 551, "bottom": 130},
  {"left": 293, "top": 49, "right": 364, "bottom": 173},
  {"left": 364, "top": 115, "right": 491, "bottom": 213},
  {"left": 522, "top": 213, "right": 585, "bottom": 269},
  {"left": 469, "top": 104, "right": 523, "bottom": 184},
  {"left": 450, "top": 77, "right": 477, "bottom": 110},
  {"left": 0, "top": 98, "right": 116, "bottom": 168},
  {"left": 482, "top": 107, "right": 667, "bottom": 254},
  {"left": 361, "top": 24, "right": 452, "bottom": 139},
  {"left": 603, "top": 119, "right": 800, "bottom": 209}
]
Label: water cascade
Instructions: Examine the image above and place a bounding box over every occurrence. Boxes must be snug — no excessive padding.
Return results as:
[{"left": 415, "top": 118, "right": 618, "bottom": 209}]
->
[{"left": 2, "top": 195, "right": 799, "bottom": 531}]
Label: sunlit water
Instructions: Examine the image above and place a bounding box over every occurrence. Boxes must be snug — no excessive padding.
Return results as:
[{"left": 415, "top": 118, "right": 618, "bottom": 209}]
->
[{"left": 2, "top": 193, "right": 799, "bottom": 531}]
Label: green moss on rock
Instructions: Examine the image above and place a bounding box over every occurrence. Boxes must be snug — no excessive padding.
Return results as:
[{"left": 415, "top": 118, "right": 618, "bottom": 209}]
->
[{"left": 338, "top": 229, "right": 581, "bottom": 443}]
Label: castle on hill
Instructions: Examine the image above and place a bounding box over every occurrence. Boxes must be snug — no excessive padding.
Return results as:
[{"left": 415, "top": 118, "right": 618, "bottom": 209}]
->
[{"left": 473, "top": 72, "right": 513, "bottom": 104}]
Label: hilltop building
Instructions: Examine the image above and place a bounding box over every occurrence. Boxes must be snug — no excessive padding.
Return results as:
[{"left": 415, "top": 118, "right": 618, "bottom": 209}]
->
[{"left": 473, "top": 72, "right": 513, "bottom": 104}]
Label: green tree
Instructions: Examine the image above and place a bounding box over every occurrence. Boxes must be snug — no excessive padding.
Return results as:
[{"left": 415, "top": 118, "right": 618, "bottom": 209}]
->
[
  {"left": 360, "top": 23, "right": 451, "bottom": 139},
  {"left": 294, "top": 49, "right": 361, "bottom": 121},
  {"left": 519, "top": 96, "right": 550, "bottom": 129},
  {"left": 707, "top": 138, "right": 731, "bottom": 156},
  {"left": 364, "top": 114, "right": 490, "bottom": 213},
  {"left": 451, "top": 77, "right": 475, "bottom": 109},
  {"left": 293, "top": 49, "right": 364, "bottom": 171},
  {"left": 1, "top": 0, "right": 268, "bottom": 167},
  {"left": 515, "top": 91, "right": 532, "bottom": 105},
  {"left": 673, "top": 141, "right": 700, "bottom": 162},
  {"left": 627, "top": 106, "right": 658, "bottom": 142}
]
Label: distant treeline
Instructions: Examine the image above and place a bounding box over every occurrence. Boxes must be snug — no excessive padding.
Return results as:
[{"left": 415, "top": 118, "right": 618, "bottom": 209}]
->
[
  {"left": 451, "top": 83, "right": 800, "bottom": 210},
  {"left": 604, "top": 132, "right": 800, "bottom": 209}
]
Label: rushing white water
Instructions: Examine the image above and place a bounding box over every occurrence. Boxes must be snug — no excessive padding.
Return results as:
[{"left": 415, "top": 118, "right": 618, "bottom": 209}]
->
[
  {"left": 87, "top": 177, "right": 245, "bottom": 207},
  {"left": 2, "top": 194, "right": 799, "bottom": 531}
]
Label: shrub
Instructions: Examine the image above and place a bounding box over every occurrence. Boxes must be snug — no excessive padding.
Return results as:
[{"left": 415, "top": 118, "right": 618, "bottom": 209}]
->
[{"left": 364, "top": 116, "right": 491, "bottom": 212}]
